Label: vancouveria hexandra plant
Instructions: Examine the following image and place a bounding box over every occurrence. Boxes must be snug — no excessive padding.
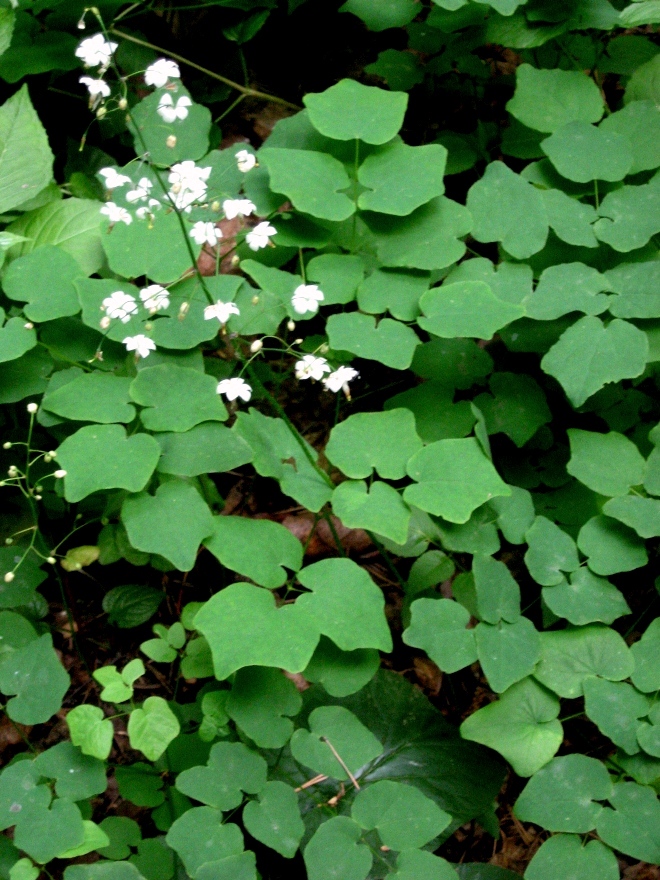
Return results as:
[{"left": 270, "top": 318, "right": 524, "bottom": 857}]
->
[{"left": 0, "top": 2, "right": 659, "bottom": 879}]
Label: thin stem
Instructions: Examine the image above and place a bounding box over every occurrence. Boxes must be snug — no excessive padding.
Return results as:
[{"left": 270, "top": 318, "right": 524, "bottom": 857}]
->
[
  {"left": 109, "top": 29, "right": 301, "bottom": 111},
  {"left": 593, "top": 179, "right": 599, "bottom": 211}
]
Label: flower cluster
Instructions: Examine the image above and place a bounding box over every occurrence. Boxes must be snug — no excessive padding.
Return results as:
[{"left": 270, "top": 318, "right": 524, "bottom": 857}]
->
[{"left": 295, "top": 356, "right": 358, "bottom": 396}]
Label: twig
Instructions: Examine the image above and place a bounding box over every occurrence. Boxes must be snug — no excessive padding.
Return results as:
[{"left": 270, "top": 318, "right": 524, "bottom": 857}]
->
[{"left": 321, "top": 736, "right": 361, "bottom": 790}]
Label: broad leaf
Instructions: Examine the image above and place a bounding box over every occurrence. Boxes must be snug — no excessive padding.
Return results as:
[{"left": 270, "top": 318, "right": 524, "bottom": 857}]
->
[
  {"left": 0, "top": 633, "right": 68, "bottom": 725},
  {"left": 176, "top": 741, "right": 267, "bottom": 809},
  {"left": 475, "top": 618, "right": 540, "bottom": 694},
  {"left": 325, "top": 408, "right": 422, "bottom": 480},
  {"left": 506, "top": 64, "right": 604, "bottom": 132},
  {"left": 226, "top": 667, "right": 302, "bottom": 748},
  {"left": 351, "top": 779, "right": 450, "bottom": 849},
  {"left": 0, "top": 85, "right": 53, "bottom": 214},
  {"left": 567, "top": 429, "right": 645, "bottom": 496},
  {"left": 332, "top": 480, "right": 411, "bottom": 544},
  {"left": 204, "top": 516, "right": 302, "bottom": 588},
  {"left": 541, "top": 121, "right": 632, "bottom": 182},
  {"left": 596, "top": 782, "right": 660, "bottom": 864},
  {"left": 43, "top": 372, "right": 135, "bottom": 424},
  {"left": 603, "top": 495, "right": 660, "bottom": 538},
  {"left": 304, "top": 816, "right": 371, "bottom": 880},
  {"left": 593, "top": 178, "right": 660, "bottom": 252},
  {"left": 304, "top": 79, "right": 407, "bottom": 144},
  {"left": 525, "top": 263, "right": 611, "bottom": 320},
  {"left": 525, "top": 835, "right": 619, "bottom": 880},
  {"left": 584, "top": 678, "right": 650, "bottom": 754},
  {"left": 260, "top": 148, "right": 354, "bottom": 221},
  {"left": 156, "top": 423, "right": 252, "bottom": 477},
  {"left": 630, "top": 618, "right": 660, "bottom": 693},
  {"left": 67, "top": 705, "right": 114, "bottom": 761},
  {"left": 127, "top": 697, "right": 180, "bottom": 762},
  {"left": 542, "top": 569, "right": 630, "bottom": 626},
  {"left": 243, "top": 781, "right": 304, "bottom": 859},
  {"left": 326, "top": 312, "right": 419, "bottom": 369},
  {"left": 130, "top": 364, "right": 227, "bottom": 433},
  {"left": 357, "top": 142, "right": 446, "bottom": 215},
  {"left": 403, "top": 598, "right": 477, "bottom": 673},
  {"left": 291, "top": 706, "right": 383, "bottom": 781},
  {"left": 577, "top": 514, "right": 648, "bottom": 575},
  {"left": 165, "top": 808, "right": 244, "bottom": 877},
  {"left": 3, "top": 245, "right": 81, "bottom": 322},
  {"left": 418, "top": 281, "right": 524, "bottom": 340}
]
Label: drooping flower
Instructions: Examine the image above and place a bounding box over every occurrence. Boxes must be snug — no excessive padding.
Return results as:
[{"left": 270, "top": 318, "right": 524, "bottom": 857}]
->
[
  {"left": 157, "top": 93, "right": 192, "bottom": 123},
  {"left": 99, "top": 167, "right": 132, "bottom": 189},
  {"left": 123, "top": 335, "right": 156, "bottom": 359},
  {"left": 295, "top": 355, "right": 331, "bottom": 381},
  {"left": 144, "top": 59, "right": 180, "bottom": 88},
  {"left": 75, "top": 34, "right": 118, "bottom": 68},
  {"left": 246, "top": 221, "right": 276, "bottom": 251},
  {"left": 203, "top": 300, "right": 240, "bottom": 324},
  {"left": 140, "top": 284, "right": 170, "bottom": 313},
  {"left": 291, "top": 283, "right": 324, "bottom": 316},
  {"left": 323, "top": 365, "right": 359, "bottom": 394},
  {"left": 100, "top": 201, "right": 132, "bottom": 225},
  {"left": 217, "top": 377, "right": 252, "bottom": 402},
  {"left": 79, "top": 76, "right": 110, "bottom": 107},
  {"left": 190, "top": 221, "right": 221, "bottom": 247},
  {"left": 235, "top": 149, "right": 257, "bottom": 172},
  {"left": 135, "top": 198, "right": 162, "bottom": 220},
  {"left": 222, "top": 198, "right": 256, "bottom": 220},
  {"left": 126, "top": 177, "right": 153, "bottom": 203},
  {"left": 102, "top": 290, "right": 138, "bottom": 323}
]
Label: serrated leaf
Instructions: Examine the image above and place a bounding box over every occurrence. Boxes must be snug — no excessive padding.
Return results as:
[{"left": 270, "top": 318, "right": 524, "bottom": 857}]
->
[
  {"left": 357, "top": 142, "right": 446, "bottom": 215},
  {"left": 525, "top": 263, "right": 612, "bottom": 320},
  {"left": 326, "top": 312, "right": 419, "bottom": 369},
  {"left": 3, "top": 246, "right": 81, "bottom": 322},
  {"left": 403, "top": 598, "right": 477, "bottom": 673},
  {"left": 226, "top": 667, "right": 302, "bottom": 748},
  {"left": 67, "top": 705, "right": 114, "bottom": 761},
  {"left": 584, "top": 677, "right": 650, "bottom": 755},
  {"left": 43, "top": 372, "right": 135, "bottom": 424},
  {"left": 165, "top": 809, "right": 244, "bottom": 878},
  {"left": 352, "top": 779, "right": 450, "bottom": 849},
  {"left": 0, "top": 633, "right": 68, "bottom": 725},
  {"left": 203, "top": 516, "right": 302, "bottom": 588},
  {"left": 596, "top": 782, "right": 660, "bottom": 864},
  {"left": 418, "top": 281, "right": 524, "bottom": 340},
  {"left": 291, "top": 705, "right": 383, "bottom": 781},
  {"left": 460, "top": 677, "right": 563, "bottom": 777},
  {"left": 242, "top": 781, "right": 304, "bottom": 858},
  {"left": 525, "top": 835, "right": 618, "bottom": 880},
  {"left": 541, "top": 121, "right": 632, "bottom": 182},
  {"left": 304, "top": 79, "right": 407, "bottom": 144},
  {"left": 128, "top": 697, "right": 180, "bottom": 761},
  {"left": 176, "top": 741, "right": 266, "bottom": 809},
  {"left": 577, "top": 514, "right": 648, "bottom": 576},
  {"left": 506, "top": 64, "right": 604, "bottom": 133},
  {"left": 260, "top": 148, "right": 354, "bottom": 221}
]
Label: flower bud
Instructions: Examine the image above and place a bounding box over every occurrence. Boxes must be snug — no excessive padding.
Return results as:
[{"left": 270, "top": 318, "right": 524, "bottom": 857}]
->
[
  {"left": 2, "top": 442, "right": 11, "bottom": 450},
  {"left": 100, "top": 316, "right": 111, "bottom": 330},
  {"left": 27, "top": 403, "right": 38, "bottom": 414},
  {"left": 4, "top": 538, "right": 12, "bottom": 545},
  {"left": 211, "top": 200, "right": 220, "bottom": 212},
  {"left": 293, "top": 338, "right": 304, "bottom": 345},
  {"left": 48, "top": 451, "right": 57, "bottom": 459},
  {"left": 251, "top": 295, "right": 260, "bottom": 305},
  {"left": 35, "top": 485, "right": 43, "bottom": 493},
  {"left": 44, "top": 454, "right": 52, "bottom": 463},
  {"left": 96, "top": 105, "right": 107, "bottom": 119},
  {"left": 118, "top": 97, "right": 127, "bottom": 110},
  {"left": 287, "top": 320, "right": 296, "bottom": 332},
  {"left": 230, "top": 255, "right": 240, "bottom": 267},
  {"left": 47, "top": 556, "right": 56, "bottom": 565},
  {"left": 34, "top": 494, "right": 42, "bottom": 501},
  {"left": 250, "top": 339, "right": 263, "bottom": 353},
  {"left": 54, "top": 469, "right": 67, "bottom": 479},
  {"left": 3, "top": 572, "right": 14, "bottom": 583},
  {"left": 24, "top": 322, "right": 33, "bottom": 330},
  {"left": 166, "top": 135, "right": 177, "bottom": 149},
  {"left": 8, "top": 466, "right": 18, "bottom": 478}
]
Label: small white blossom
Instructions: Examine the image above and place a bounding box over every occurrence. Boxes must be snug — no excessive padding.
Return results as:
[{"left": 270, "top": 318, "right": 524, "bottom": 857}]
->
[
  {"left": 323, "top": 365, "right": 359, "bottom": 394},
  {"left": 217, "top": 377, "right": 252, "bottom": 402},
  {"left": 101, "top": 201, "right": 132, "bottom": 225},
  {"left": 3, "top": 572, "right": 14, "bottom": 584},
  {"left": 145, "top": 58, "right": 180, "bottom": 88},
  {"left": 157, "top": 93, "right": 192, "bottom": 123},
  {"left": 246, "top": 221, "right": 276, "bottom": 251},
  {"left": 203, "top": 300, "right": 240, "bottom": 324},
  {"left": 126, "top": 177, "right": 153, "bottom": 203},
  {"left": 102, "top": 290, "right": 138, "bottom": 323},
  {"left": 75, "top": 34, "right": 118, "bottom": 68},
  {"left": 140, "top": 284, "right": 170, "bottom": 313},
  {"left": 79, "top": 76, "right": 110, "bottom": 108},
  {"left": 54, "top": 469, "right": 67, "bottom": 479},
  {"left": 190, "top": 221, "right": 221, "bottom": 247},
  {"left": 235, "top": 149, "right": 257, "bottom": 172},
  {"left": 136, "top": 198, "right": 162, "bottom": 220},
  {"left": 99, "top": 167, "right": 132, "bottom": 189},
  {"left": 222, "top": 198, "right": 256, "bottom": 220},
  {"left": 167, "top": 161, "right": 211, "bottom": 212},
  {"left": 250, "top": 339, "right": 263, "bottom": 353},
  {"left": 123, "top": 335, "right": 156, "bottom": 359},
  {"left": 295, "top": 355, "right": 331, "bottom": 381},
  {"left": 27, "top": 403, "right": 38, "bottom": 414},
  {"left": 292, "top": 283, "right": 324, "bottom": 316}
]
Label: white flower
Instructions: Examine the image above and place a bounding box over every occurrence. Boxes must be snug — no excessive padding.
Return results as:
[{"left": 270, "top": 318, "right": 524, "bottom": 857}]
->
[
  {"left": 144, "top": 58, "right": 180, "bottom": 88},
  {"left": 222, "top": 198, "right": 256, "bottom": 220},
  {"left": 291, "top": 283, "right": 324, "bottom": 316},
  {"left": 123, "top": 335, "right": 156, "bottom": 359},
  {"left": 26, "top": 402, "right": 38, "bottom": 414},
  {"left": 217, "top": 377, "right": 252, "bottom": 402},
  {"left": 126, "top": 177, "right": 153, "bottom": 203},
  {"left": 167, "top": 161, "right": 211, "bottom": 212},
  {"left": 246, "top": 221, "right": 276, "bottom": 251},
  {"left": 75, "top": 34, "right": 117, "bottom": 68},
  {"left": 235, "top": 149, "right": 257, "bottom": 172},
  {"left": 323, "top": 365, "right": 359, "bottom": 394},
  {"left": 295, "top": 355, "right": 331, "bottom": 381},
  {"left": 54, "top": 469, "right": 67, "bottom": 479},
  {"left": 190, "top": 221, "right": 221, "bottom": 247},
  {"left": 99, "top": 167, "right": 132, "bottom": 189},
  {"left": 157, "top": 93, "right": 192, "bottom": 123},
  {"left": 140, "top": 284, "right": 170, "bottom": 313},
  {"left": 102, "top": 290, "right": 138, "bottom": 323},
  {"left": 135, "top": 198, "right": 162, "bottom": 220},
  {"left": 204, "top": 300, "right": 240, "bottom": 324},
  {"left": 100, "top": 201, "right": 132, "bottom": 225},
  {"left": 79, "top": 76, "right": 110, "bottom": 107}
]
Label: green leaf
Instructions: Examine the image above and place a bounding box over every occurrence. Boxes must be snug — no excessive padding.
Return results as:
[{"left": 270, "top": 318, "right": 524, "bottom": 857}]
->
[
  {"left": 0, "top": 761, "right": 50, "bottom": 831},
  {"left": 403, "top": 598, "right": 477, "bottom": 673},
  {"left": 525, "top": 835, "right": 619, "bottom": 880},
  {"left": 541, "top": 189, "right": 599, "bottom": 248},
  {"left": 304, "top": 816, "right": 371, "bottom": 880},
  {"left": 56, "top": 424, "right": 160, "bottom": 503},
  {"left": 129, "top": 86, "right": 211, "bottom": 167},
  {"left": 128, "top": 697, "right": 180, "bottom": 761},
  {"left": 541, "top": 316, "right": 648, "bottom": 408},
  {"left": 404, "top": 437, "right": 510, "bottom": 523},
  {"left": 102, "top": 208, "right": 193, "bottom": 285},
  {"left": 14, "top": 798, "right": 84, "bottom": 865},
  {"left": 129, "top": 838, "right": 174, "bottom": 880},
  {"left": 352, "top": 779, "right": 450, "bottom": 849},
  {"left": 43, "top": 373, "right": 135, "bottom": 424},
  {"left": 242, "top": 781, "right": 304, "bottom": 858},
  {"left": 445, "top": 256, "right": 532, "bottom": 306},
  {"left": 460, "top": 677, "right": 563, "bottom": 777},
  {"left": 65, "top": 864, "right": 146, "bottom": 880},
  {"left": 165, "top": 809, "right": 244, "bottom": 878},
  {"left": 466, "top": 162, "right": 548, "bottom": 259},
  {"left": 630, "top": 619, "right": 660, "bottom": 693},
  {"left": 577, "top": 514, "right": 648, "bottom": 576},
  {"left": 306, "top": 253, "right": 365, "bottom": 306},
  {"left": 541, "top": 121, "right": 632, "bottom": 183},
  {"left": 304, "top": 79, "right": 407, "bottom": 144},
  {"left": 474, "top": 372, "right": 551, "bottom": 447},
  {"left": 418, "top": 281, "right": 524, "bottom": 340},
  {"left": 620, "top": 1, "right": 660, "bottom": 26},
  {"left": 339, "top": 0, "right": 418, "bottom": 30},
  {"left": 0, "top": 633, "right": 68, "bottom": 725},
  {"left": 7, "top": 198, "right": 104, "bottom": 277},
  {"left": 385, "top": 382, "right": 475, "bottom": 443},
  {"left": 10, "top": 859, "right": 39, "bottom": 880},
  {"left": 365, "top": 47, "right": 424, "bottom": 91},
  {"left": 606, "top": 261, "right": 660, "bottom": 319},
  {"left": 624, "top": 53, "right": 660, "bottom": 104},
  {"left": 303, "top": 638, "right": 380, "bottom": 697},
  {"left": 326, "top": 409, "right": 422, "bottom": 480},
  {"left": 0, "top": 85, "right": 53, "bottom": 214},
  {"left": 603, "top": 495, "right": 660, "bottom": 538},
  {"left": 292, "top": 705, "right": 383, "bottom": 781},
  {"left": 130, "top": 364, "right": 227, "bottom": 433},
  {"left": 364, "top": 196, "right": 472, "bottom": 271},
  {"left": 596, "top": 782, "right": 660, "bottom": 864},
  {"left": 525, "top": 263, "right": 612, "bottom": 320},
  {"left": 637, "top": 705, "right": 660, "bottom": 757},
  {"left": 176, "top": 741, "right": 267, "bottom": 809},
  {"left": 599, "top": 100, "right": 660, "bottom": 174},
  {"left": 203, "top": 516, "right": 302, "bottom": 588},
  {"left": 584, "top": 677, "right": 650, "bottom": 754},
  {"left": 226, "top": 666, "right": 302, "bottom": 748},
  {"left": 358, "top": 267, "right": 430, "bottom": 321},
  {"left": 543, "top": 568, "right": 630, "bottom": 626},
  {"left": 534, "top": 624, "right": 634, "bottom": 698},
  {"left": 115, "top": 763, "right": 164, "bottom": 808},
  {"left": 506, "top": 64, "right": 604, "bottom": 133},
  {"left": 0, "top": 315, "right": 35, "bottom": 365},
  {"left": 121, "top": 481, "right": 214, "bottom": 572},
  {"left": 514, "top": 754, "right": 612, "bottom": 832},
  {"left": 357, "top": 143, "right": 446, "bottom": 215},
  {"left": 472, "top": 555, "right": 520, "bottom": 624},
  {"left": 475, "top": 618, "right": 540, "bottom": 693},
  {"left": 524, "top": 516, "right": 580, "bottom": 586},
  {"left": 567, "top": 429, "right": 645, "bottom": 497},
  {"left": 331, "top": 480, "right": 411, "bottom": 544},
  {"left": 326, "top": 312, "right": 419, "bottom": 369},
  {"left": 103, "top": 585, "right": 163, "bottom": 629},
  {"left": 391, "top": 850, "right": 458, "bottom": 880},
  {"left": 67, "top": 705, "right": 114, "bottom": 761},
  {"left": 156, "top": 423, "right": 252, "bottom": 477},
  {"left": 97, "top": 817, "right": 141, "bottom": 860},
  {"left": 34, "top": 742, "right": 106, "bottom": 800},
  {"left": 194, "top": 583, "right": 319, "bottom": 680},
  {"left": 593, "top": 179, "right": 660, "bottom": 252},
  {"left": 297, "top": 558, "right": 392, "bottom": 652},
  {"left": 489, "top": 486, "right": 535, "bottom": 544},
  {"left": 259, "top": 148, "right": 354, "bottom": 221},
  {"left": 3, "top": 246, "right": 82, "bottom": 322},
  {"left": 94, "top": 659, "right": 145, "bottom": 703}
]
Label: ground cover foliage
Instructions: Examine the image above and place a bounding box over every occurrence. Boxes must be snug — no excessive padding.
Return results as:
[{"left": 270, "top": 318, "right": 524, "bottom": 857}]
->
[{"left": 0, "top": 0, "right": 659, "bottom": 877}]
